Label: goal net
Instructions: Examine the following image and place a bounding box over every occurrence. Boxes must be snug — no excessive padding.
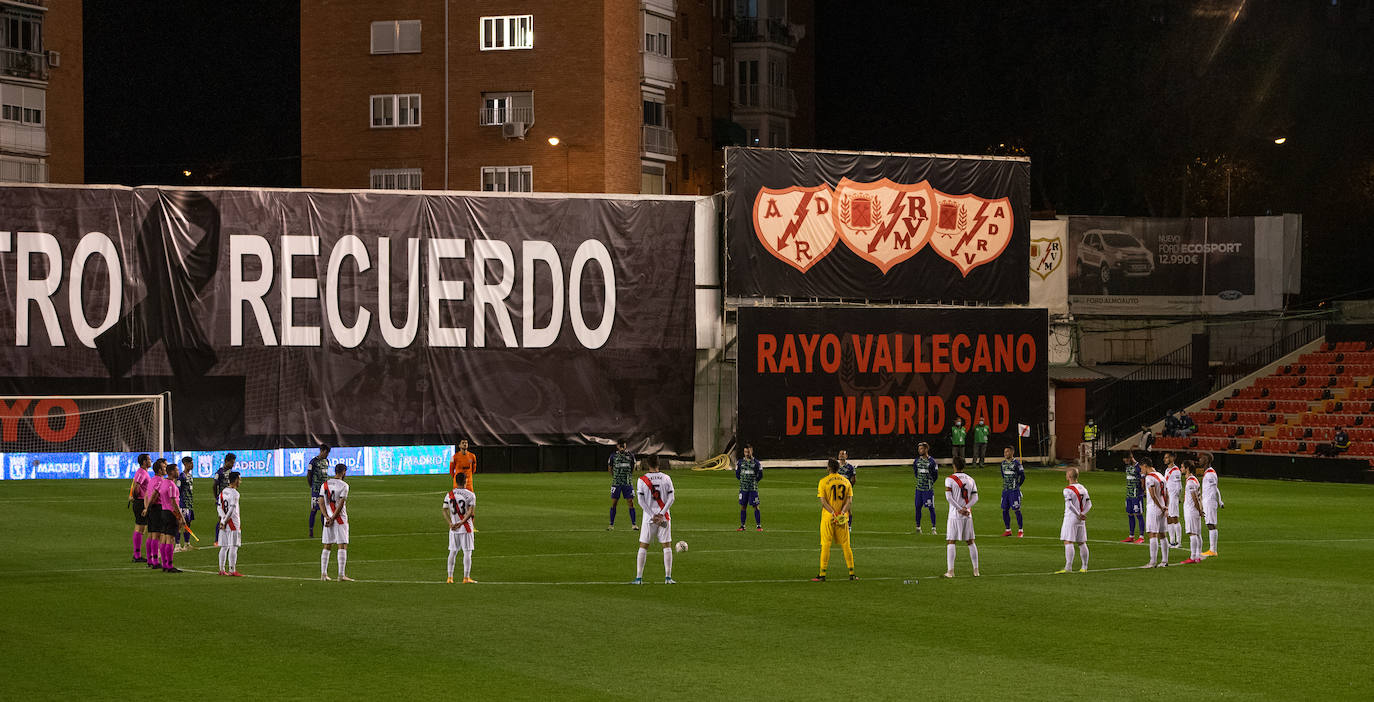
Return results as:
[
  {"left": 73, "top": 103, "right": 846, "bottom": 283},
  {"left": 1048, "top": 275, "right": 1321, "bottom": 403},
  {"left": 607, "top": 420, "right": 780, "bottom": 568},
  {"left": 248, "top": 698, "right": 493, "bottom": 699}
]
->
[{"left": 0, "top": 394, "right": 168, "bottom": 454}]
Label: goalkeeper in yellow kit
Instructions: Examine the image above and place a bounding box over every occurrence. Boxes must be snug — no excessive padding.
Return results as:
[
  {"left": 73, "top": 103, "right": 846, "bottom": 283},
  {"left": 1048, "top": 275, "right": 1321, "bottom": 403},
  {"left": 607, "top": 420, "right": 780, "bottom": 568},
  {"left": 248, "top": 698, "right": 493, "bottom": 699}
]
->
[{"left": 812, "top": 458, "right": 855, "bottom": 581}]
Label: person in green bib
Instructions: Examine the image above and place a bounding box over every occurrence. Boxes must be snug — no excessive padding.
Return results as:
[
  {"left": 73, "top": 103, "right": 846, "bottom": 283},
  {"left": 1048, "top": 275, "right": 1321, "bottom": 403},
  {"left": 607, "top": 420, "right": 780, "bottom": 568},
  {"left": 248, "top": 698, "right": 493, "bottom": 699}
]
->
[
  {"left": 971, "top": 417, "right": 991, "bottom": 466},
  {"left": 950, "top": 418, "right": 967, "bottom": 468}
]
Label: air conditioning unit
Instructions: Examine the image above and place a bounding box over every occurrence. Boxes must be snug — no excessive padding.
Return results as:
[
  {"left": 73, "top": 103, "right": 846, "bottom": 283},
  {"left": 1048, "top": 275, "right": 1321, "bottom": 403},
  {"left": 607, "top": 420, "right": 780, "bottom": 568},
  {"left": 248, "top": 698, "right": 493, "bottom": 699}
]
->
[
  {"left": 46, "top": 50, "right": 60, "bottom": 68},
  {"left": 501, "top": 121, "right": 528, "bottom": 140}
]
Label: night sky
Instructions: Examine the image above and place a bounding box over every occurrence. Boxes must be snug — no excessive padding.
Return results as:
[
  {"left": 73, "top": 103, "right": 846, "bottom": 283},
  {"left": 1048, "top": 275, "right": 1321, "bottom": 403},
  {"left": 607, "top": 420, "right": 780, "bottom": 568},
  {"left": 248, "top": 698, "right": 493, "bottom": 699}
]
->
[{"left": 83, "top": 1, "right": 1374, "bottom": 302}]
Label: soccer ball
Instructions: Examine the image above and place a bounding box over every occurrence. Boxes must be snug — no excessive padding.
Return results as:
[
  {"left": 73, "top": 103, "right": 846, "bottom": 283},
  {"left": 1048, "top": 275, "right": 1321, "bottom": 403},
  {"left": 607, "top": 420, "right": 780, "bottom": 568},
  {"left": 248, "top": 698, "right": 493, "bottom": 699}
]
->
[{"left": 674, "top": 540, "right": 689, "bottom": 553}]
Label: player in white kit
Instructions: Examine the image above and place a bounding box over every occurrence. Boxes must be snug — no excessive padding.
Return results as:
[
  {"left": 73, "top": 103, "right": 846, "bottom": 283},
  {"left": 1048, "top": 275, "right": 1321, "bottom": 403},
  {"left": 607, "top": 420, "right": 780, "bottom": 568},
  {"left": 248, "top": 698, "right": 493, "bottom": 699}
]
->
[
  {"left": 319, "top": 463, "right": 353, "bottom": 581},
  {"left": 633, "top": 456, "right": 676, "bottom": 584},
  {"left": 943, "top": 468, "right": 980, "bottom": 578},
  {"left": 1199, "top": 453, "right": 1224, "bottom": 557},
  {"left": 1162, "top": 452, "right": 1183, "bottom": 550},
  {"left": 216, "top": 471, "right": 243, "bottom": 576},
  {"left": 1141, "top": 458, "right": 1169, "bottom": 568},
  {"left": 1179, "top": 460, "right": 1205, "bottom": 564},
  {"left": 1057, "top": 467, "right": 1092, "bottom": 573},
  {"left": 443, "top": 472, "right": 477, "bottom": 583}
]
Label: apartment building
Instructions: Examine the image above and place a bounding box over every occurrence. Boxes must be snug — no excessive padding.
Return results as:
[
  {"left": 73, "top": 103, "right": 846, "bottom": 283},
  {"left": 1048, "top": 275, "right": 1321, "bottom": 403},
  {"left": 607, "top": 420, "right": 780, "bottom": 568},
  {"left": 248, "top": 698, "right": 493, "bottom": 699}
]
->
[
  {"left": 0, "top": 0, "right": 81, "bottom": 184},
  {"left": 300, "top": 0, "right": 812, "bottom": 195}
]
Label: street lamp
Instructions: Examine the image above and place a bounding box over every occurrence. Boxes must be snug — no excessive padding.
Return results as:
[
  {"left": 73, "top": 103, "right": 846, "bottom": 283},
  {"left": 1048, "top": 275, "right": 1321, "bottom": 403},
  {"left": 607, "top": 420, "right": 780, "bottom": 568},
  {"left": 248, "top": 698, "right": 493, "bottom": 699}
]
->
[
  {"left": 1273, "top": 137, "right": 1287, "bottom": 145},
  {"left": 548, "top": 136, "right": 571, "bottom": 192}
]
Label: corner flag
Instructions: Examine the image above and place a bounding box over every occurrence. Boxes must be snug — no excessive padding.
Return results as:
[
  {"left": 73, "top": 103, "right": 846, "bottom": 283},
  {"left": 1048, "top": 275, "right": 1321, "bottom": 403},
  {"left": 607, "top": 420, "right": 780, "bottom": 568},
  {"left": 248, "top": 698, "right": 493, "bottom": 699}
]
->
[{"left": 1017, "top": 423, "right": 1030, "bottom": 437}]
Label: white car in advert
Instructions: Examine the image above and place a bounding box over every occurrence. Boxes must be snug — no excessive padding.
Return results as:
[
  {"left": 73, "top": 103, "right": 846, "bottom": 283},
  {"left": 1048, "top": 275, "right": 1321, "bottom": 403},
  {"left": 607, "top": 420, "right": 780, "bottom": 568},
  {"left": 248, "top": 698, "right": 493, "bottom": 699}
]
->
[{"left": 1075, "top": 229, "right": 1154, "bottom": 291}]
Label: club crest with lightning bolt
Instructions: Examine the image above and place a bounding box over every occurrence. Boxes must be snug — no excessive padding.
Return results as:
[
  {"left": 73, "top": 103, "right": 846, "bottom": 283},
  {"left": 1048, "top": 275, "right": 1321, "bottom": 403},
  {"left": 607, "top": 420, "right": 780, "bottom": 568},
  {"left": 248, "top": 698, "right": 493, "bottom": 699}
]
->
[
  {"left": 751, "top": 184, "right": 838, "bottom": 273},
  {"left": 925, "top": 192, "right": 1014, "bottom": 277},
  {"left": 831, "top": 177, "right": 935, "bottom": 274}
]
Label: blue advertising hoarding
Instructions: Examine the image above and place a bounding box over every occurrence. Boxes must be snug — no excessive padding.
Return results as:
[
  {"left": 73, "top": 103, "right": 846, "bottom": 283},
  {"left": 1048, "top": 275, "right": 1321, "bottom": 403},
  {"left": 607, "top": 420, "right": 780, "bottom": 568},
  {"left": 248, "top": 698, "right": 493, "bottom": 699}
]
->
[{"left": 0, "top": 445, "right": 451, "bottom": 480}]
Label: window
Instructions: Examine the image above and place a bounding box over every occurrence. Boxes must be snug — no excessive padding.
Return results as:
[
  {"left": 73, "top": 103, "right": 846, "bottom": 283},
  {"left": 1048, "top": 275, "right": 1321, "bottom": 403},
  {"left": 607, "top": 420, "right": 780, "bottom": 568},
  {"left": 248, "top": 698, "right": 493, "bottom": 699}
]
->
[
  {"left": 643, "top": 98, "right": 666, "bottom": 127},
  {"left": 680, "top": 152, "right": 691, "bottom": 180},
  {"left": 641, "top": 163, "right": 666, "bottom": 194},
  {"left": 747, "top": 127, "right": 760, "bottom": 145},
  {"left": 644, "top": 13, "right": 671, "bottom": 57},
  {"left": 769, "top": 123, "right": 786, "bottom": 148},
  {"left": 3, "top": 17, "right": 42, "bottom": 52},
  {"left": 735, "top": 0, "right": 758, "bottom": 18},
  {"left": 481, "top": 15, "right": 534, "bottom": 50},
  {"left": 370, "top": 168, "right": 422, "bottom": 190},
  {"left": 0, "top": 84, "right": 44, "bottom": 125},
  {"left": 371, "top": 94, "right": 421, "bottom": 127},
  {"left": 713, "top": 57, "right": 726, "bottom": 86},
  {"left": 371, "top": 20, "right": 421, "bottom": 54},
  {"left": 480, "top": 91, "right": 534, "bottom": 125},
  {"left": 482, "top": 166, "right": 533, "bottom": 192},
  {"left": 736, "top": 59, "right": 759, "bottom": 105},
  {"left": 680, "top": 80, "right": 689, "bottom": 108}
]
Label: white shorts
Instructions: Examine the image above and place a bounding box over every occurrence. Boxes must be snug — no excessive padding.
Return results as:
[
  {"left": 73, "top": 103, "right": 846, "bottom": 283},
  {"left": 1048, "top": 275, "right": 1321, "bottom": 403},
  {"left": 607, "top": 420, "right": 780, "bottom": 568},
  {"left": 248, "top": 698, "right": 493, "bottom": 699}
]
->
[
  {"left": 945, "top": 514, "right": 975, "bottom": 542},
  {"left": 448, "top": 528, "right": 474, "bottom": 552},
  {"left": 640, "top": 517, "right": 672, "bottom": 544},
  {"left": 220, "top": 530, "right": 242, "bottom": 548},
  {"left": 322, "top": 522, "right": 350, "bottom": 545},
  {"left": 1203, "top": 499, "right": 1219, "bottom": 525},
  {"left": 1184, "top": 508, "right": 1202, "bottom": 535},
  {"left": 1059, "top": 519, "right": 1086, "bottom": 543},
  {"left": 1166, "top": 492, "right": 1181, "bottom": 518},
  {"left": 1145, "top": 509, "right": 1166, "bottom": 534}
]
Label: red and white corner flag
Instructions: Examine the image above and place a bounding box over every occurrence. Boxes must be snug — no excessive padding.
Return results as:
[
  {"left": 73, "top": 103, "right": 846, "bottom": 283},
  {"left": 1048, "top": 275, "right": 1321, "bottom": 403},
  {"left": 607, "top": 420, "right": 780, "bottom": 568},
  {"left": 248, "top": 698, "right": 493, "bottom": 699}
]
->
[{"left": 1017, "top": 423, "right": 1031, "bottom": 437}]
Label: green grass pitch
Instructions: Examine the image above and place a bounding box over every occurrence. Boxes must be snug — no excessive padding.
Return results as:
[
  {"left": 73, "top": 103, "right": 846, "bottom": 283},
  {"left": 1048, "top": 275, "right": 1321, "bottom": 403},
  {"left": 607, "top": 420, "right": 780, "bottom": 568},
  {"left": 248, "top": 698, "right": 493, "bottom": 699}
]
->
[{"left": 1, "top": 465, "right": 1371, "bottom": 700}]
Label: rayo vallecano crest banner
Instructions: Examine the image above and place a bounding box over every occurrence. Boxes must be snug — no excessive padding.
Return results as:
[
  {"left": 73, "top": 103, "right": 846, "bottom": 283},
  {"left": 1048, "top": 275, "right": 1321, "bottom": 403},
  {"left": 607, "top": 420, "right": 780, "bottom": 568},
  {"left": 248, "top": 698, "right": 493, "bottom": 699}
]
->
[{"left": 726, "top": 148, "right": 1030, "bottom": 303}]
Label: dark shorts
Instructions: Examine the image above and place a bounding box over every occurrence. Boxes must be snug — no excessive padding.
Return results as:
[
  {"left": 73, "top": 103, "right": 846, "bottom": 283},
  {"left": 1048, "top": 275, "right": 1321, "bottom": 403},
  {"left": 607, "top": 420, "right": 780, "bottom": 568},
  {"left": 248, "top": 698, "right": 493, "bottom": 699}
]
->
[
  {"left": 161, "top": 509, "right": 180, "bottom": 535},
  {"left": 738, "top": 489, "right": 759, "bottom": 506},
  {"left": 147, "top": 507, "right": 164, "bottom": 534},
  {"left": 1126, "top": 497, "right": 1143, "bottom": 515},
  {"left": 1001, "top": 489, "right": 1022, "bottom": 511},
  {"left": 132, "top": 499, "right": 147, "bottom": 526},
  {"left": 915, "top": 489, "right": 934, "bottom": 509},
  {"left": 610, "top": 484, "right": 634, "bottom": 500}
]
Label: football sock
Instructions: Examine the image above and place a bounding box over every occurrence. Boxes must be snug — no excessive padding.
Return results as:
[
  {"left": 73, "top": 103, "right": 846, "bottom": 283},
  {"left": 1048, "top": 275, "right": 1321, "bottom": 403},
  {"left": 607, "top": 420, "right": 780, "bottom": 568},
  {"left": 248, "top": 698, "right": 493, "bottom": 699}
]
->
[
  {"left": 1079, "top": 544, "right": 1090, "bottom": 569},
  {"left": 1064, "top": 544, "right": 1074, "bottom": 571},
  {"left": 149, "top": 540, "right": 159, "bottom": 567},
  {"left": 462, "top": 550, "right": 472, "bottom": 579},
  {"left": 447, "top": 550, "right": 456, "bottom": 579},
  {"left": 320, "top": 549, "right": 330, "bottom": 576},
  {"left": 337, "top": 551, "right": 347, "bottom": 578},
  {"left": 841, "top": 542, "right": 854, "bottom": 571},
  {"left": 133, "top": 531, "right": 142, "bottom": 558},
  {"left": 214, "top": 523, "right": 220, "bottom": 544},
  {"left": 628, "top": 507, "right": 637, "bottom": 525},
  {"left": 609, "top": 505, "right": 617, "bottom": 525},
  {"left": 819, "top": 542, "right": 831, "bottom": 574},
  {"left": 1002, "top": 509, "right": 1011, "bottom": 529},
  {"left": 927, "top": 507, "right": 937, "bottom": 525},
  {"left": 968, "top": 544, "right": 980, "bottom": 571},
  {"left": 1147, "top": 537, "right": 1158, "bottom": 565},
  {"left": 219, "top": 545, "right": 228, "bottom": 572},
  {"left": 739, "top": 508, "right": 746, "bottom": 527},
  {"left": 636, "top": 547, "right": 647, "bottom": 578},
  {"left": 309, "top": 506, "right": 318, "bottom": 533},
  {"left": 662, "top": 547, "right": 673, "bottom": 577},
  {"left": 163, "top": 543, "right": 173, "bottom": 568},
  {"left": 1209, "top": 529, "right": 1218, "bottom": 553},
  {"left": 228, "top": 546, "right": 238, "bottom": 572},
  {"left": 946, "top": 544, "right": 956, "bottom": 572},
  {"left": 753, "top": 508, "right": 761, "bottom": 526},
  {"left": 1015, "top": 510, "right": 1023, "bottom": 529}
]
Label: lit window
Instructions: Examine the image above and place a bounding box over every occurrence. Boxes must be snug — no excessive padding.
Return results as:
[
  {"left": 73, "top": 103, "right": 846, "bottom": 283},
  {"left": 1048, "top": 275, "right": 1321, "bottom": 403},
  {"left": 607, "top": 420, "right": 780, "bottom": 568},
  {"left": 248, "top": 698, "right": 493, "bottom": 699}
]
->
[
  {"left": 481, "top": 15, "right": 534, "bottom": 50},
  {"left": 480, "top": 91, "right": 534, "bottom": 125}
]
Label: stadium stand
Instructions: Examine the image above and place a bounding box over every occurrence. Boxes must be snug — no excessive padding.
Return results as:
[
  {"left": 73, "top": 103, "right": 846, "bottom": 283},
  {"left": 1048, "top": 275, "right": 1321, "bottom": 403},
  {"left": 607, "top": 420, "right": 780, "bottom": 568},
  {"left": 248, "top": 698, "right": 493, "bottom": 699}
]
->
[{"left": 1174, "top": 341, "right": 1374, "bottom": 459}]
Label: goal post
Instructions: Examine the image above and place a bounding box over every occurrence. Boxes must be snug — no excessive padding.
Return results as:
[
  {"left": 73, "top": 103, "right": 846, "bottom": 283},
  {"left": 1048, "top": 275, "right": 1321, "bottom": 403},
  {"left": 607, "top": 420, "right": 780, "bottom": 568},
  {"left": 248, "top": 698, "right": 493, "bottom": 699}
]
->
[{"left": 0, "top": 393, "right": 170, "bottom": 454}]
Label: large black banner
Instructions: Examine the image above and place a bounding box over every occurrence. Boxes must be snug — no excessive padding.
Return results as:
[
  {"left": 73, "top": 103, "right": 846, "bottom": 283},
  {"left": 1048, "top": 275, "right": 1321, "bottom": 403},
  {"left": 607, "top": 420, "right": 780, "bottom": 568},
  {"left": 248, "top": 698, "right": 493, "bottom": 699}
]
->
[
  {"left": 725, "top": 148, "right": 1031, "bottom": 303},
  {"left": 737, "top": 306, "right": 1048, "bottom": 458},
  {"left": 0, "top": 185, "right": 697, "bottom": 453}
]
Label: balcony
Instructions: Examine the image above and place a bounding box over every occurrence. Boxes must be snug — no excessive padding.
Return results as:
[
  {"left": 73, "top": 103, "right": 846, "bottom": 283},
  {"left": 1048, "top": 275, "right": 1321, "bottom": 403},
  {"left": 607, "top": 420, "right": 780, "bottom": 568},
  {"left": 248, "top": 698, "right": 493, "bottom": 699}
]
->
[
  {"left": 641, "top": 125, "right": 677, "bottom": 159},
  {"left": 478, "top": 106, "right": 534, "bottom": 126},
  {"left": 731, "top": 17, "right": 797, "bottom": 48},
  {"left": 732, "top": 84, "right": 797, "bottom": 116},
  {"left": 0, "top": 121, "right": 46, "bottom": 155},
  {"left": 0, "top": 48, "right": 48, "bottom": 81},
  {"left": 642, "top": 52, "right": 675, "bottom": 88}
]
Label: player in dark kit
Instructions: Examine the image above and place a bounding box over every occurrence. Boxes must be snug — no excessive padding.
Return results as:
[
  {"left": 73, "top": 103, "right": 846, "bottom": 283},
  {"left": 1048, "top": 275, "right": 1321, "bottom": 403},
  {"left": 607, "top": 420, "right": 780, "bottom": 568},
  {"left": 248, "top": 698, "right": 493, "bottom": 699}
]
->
[
  {"left": 1122, "top": 453, "right": 1145, "bottom": 544},
  {"left": 736, "top": 444, "right": 763, "bottom": 531},
  {"left": 307, "top": 444, "right": 331, "bottom": 537},
  {"left": 175, "top": 456, "right": 195, "bottom": 551},
  {"left": 607, "top": 441, "right": 638, "bottom": 530},
  {"left": 999, "top": 447, "right": 1026, "bottom": 537},
  {"left": 912, "top": 442, "right": 939, "bottom": 535}
]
